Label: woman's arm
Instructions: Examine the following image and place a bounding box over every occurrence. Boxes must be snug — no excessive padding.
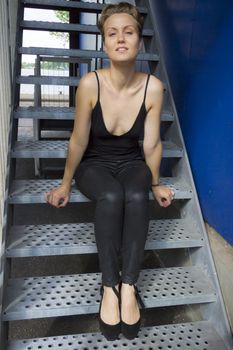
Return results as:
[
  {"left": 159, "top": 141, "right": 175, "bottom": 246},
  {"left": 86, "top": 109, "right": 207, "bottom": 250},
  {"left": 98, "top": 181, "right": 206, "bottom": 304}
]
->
[
  {"left": 143, "top": 75, "right": 174, "bottom": 207},
  {"left": 45, "top": 72, "right": 96, "bottom": 208}
]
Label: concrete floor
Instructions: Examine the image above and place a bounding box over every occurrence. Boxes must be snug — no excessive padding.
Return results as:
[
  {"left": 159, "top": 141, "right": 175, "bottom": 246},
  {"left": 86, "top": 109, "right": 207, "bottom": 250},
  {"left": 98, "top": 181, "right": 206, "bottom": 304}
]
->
[{"left": 205, "top": 223, "right": 233, "bottom": 332}]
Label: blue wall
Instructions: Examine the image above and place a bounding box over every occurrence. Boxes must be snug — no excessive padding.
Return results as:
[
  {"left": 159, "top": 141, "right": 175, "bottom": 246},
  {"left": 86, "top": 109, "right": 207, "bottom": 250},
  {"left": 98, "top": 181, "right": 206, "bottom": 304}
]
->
[{"left": 152, "top": 0, "right": 233, "bottom": 244}]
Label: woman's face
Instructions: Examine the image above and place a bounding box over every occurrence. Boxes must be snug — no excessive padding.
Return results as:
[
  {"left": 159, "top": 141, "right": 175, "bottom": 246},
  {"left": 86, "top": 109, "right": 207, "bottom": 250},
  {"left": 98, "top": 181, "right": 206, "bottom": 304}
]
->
[{"left": 103, "top": 13, "right": 141, "bottom": 63}]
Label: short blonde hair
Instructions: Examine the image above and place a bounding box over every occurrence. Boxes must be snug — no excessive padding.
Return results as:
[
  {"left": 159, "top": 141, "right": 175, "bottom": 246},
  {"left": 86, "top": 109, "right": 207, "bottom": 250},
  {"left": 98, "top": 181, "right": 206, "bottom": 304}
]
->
[{"left": 97, "top": 2, "right": 144, "bottom": 41}]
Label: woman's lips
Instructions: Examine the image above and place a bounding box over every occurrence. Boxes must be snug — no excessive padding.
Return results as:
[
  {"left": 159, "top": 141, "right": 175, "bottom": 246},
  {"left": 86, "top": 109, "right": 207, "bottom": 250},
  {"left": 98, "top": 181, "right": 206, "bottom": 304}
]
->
[{"left": 116, "top": 47, "right": 128, "bottom": 52}]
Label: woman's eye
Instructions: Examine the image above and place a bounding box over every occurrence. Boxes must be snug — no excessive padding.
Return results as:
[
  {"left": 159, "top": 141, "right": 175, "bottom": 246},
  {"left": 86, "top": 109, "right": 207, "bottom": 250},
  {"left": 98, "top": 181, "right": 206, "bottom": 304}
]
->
[
  {"left": 126, "top": 32, "right": 133, "bottom": 35},
  {"left": 109, "top": 32, "right": 116, "bottom": 37}
]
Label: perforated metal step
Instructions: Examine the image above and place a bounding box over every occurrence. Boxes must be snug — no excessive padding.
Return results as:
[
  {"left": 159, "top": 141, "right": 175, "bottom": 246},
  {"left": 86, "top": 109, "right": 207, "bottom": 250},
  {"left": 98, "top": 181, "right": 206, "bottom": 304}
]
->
[
  {"left": 19, "top": 47, "right": 159, "bottom": 61},
  {"left": 7, "top": 321, "right": 227, "bottom": 350},
  {"left": 14, "top": 107, "right": 175, "bottom": 122},
  {"left": 6, "top": 219, "right": 204, "bottom": 258},
  {"left": 12, "top": 140, "right": 183, "bottom": 158},
  {"left": 21, "top": 21, "right": 154, "bottom": 37},
  {"left": 8, "top": 178, "right": 193, "bottom": 204},
  {"left": 21, "top": 0, "right": 148, "bottom": 14},
  {"left": 3, "top": 266, "right": 216, "bottom": 321},
  {"left": 17, "top": 75, "right": 80, "bottom": 86}
]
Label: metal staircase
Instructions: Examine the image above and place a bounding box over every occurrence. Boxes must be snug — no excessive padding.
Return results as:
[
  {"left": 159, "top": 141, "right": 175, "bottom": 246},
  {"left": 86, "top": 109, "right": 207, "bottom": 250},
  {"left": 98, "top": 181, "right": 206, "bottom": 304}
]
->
[{"left": 1, "top": 0, "right": 232, "bottom": 349}]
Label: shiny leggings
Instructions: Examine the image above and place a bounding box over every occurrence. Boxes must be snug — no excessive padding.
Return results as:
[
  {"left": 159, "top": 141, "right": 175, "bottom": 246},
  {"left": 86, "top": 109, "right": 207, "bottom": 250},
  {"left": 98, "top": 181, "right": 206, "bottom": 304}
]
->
[{"left": 74, "top": 159, "right": 152, "bottom": 287}]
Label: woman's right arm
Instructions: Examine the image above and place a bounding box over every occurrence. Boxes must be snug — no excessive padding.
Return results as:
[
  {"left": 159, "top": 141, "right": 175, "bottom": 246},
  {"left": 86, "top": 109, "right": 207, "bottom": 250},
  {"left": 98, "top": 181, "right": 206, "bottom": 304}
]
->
[{"left": 45, "top": 73, "right": 95, "bottom": 208}]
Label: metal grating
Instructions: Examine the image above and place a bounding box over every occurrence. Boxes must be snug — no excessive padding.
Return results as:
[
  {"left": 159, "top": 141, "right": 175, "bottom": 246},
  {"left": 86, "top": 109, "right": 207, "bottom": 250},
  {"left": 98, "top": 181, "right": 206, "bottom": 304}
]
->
[
  {"left": 21, "top": 0, "right": 148, "bottom": 14},
  {"left": 14, "top": 107, "right": 175, "bottom": 122},
  {"left": 8, "top": 178, "right": 193, "bottom": 204},
  {"left": 12, "top": 140, "right": 183, "bottom": 158},
  {"left": 7, "top": 321, "right": 227, "bottom": 350},
  {"left": 21, "top": 21, "right": 154, "bottom": 37},
  {"left": 3, "top": 267, "right": 216, "bottom": 321},
  {"left": 6, "top": 219, "right": 204, "bottom": 257},
  {"left": 19, "top": 47, "right": 160, "bottom": 61},
  {"left": 17, "top": 76, "right": 80, "bottom": 86}
]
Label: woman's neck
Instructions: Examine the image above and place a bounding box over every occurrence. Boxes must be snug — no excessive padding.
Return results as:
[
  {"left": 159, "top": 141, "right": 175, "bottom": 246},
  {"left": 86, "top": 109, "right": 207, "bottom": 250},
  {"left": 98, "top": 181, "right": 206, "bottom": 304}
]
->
[{"left": 108, "top": 62, "right": 137, "bottom": 92}]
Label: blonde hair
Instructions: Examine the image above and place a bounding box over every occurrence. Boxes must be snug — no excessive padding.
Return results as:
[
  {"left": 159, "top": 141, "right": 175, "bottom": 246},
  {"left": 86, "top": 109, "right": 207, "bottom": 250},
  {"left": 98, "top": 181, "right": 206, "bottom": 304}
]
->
[{"left": 97, "top": 2, "right": 144, "bottom": 41}]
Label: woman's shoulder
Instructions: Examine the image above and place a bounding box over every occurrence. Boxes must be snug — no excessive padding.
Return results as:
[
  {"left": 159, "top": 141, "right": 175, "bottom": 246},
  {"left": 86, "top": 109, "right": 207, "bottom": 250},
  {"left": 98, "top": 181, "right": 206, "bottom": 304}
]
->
[
  {"left": 79, "top": 71, "right": 98, "bottom": 90},
  {"left": 147, "top": 74, "right": 164, "bottom": 92}
]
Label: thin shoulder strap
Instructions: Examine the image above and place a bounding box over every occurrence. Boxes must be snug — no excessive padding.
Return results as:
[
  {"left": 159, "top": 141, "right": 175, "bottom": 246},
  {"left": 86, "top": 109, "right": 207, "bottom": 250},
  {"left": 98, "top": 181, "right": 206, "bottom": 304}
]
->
[
  {"left": 143, "top": 74, "right": 150, "bottom": 104},
  {"left": 93, "top": 70, "right": 100, "bottom": 101}
]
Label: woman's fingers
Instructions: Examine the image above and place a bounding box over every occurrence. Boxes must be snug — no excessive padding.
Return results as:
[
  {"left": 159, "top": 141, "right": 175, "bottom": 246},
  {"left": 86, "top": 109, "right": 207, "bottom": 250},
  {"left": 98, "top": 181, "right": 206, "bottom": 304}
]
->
[
  {"left": 44, "top": 188, "right": 69, "bottom": 208},
  {"left": 155, "top": 188, "right": 174, "bottom": 207}
]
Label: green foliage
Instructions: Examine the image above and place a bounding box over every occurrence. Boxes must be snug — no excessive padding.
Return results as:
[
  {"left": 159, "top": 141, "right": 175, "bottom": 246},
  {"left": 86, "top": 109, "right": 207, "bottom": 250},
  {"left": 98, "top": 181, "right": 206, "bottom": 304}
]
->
[
  {"left": 22, "top": 61, "right": 69, "bottom": 70},
  {"left": 54, "top": 10, "right": 69, "bottom": 23},
  {"left": 49, "top": 10, "right": 69, "bottom": 45}
]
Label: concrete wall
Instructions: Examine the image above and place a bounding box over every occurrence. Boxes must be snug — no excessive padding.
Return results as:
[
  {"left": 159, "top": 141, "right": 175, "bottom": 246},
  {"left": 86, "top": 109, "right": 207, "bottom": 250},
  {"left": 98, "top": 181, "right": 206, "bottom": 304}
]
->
[
  {"left": 151, "top": 0, "right": 233, "bottom": 245},
  {"left": 0, "top": 0, "right": 18, "bottom": 239}
]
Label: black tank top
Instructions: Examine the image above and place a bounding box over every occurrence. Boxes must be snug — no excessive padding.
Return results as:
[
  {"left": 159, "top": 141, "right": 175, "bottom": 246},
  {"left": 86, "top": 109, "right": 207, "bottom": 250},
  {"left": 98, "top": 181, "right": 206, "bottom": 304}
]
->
[{"left": 81, "top": 71, "right": 150, "bottom": 163}]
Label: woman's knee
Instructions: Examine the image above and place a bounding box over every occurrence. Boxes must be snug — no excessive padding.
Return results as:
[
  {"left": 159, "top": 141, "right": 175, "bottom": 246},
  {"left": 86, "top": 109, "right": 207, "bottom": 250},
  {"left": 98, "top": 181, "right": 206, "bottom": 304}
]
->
[{"left": 99, "top": 187, "right": 124, "bottom": 205}]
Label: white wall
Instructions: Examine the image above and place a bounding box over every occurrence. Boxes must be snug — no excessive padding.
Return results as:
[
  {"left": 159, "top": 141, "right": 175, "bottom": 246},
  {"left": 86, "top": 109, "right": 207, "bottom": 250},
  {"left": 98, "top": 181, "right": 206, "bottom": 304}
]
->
[{"left": 0, "top": 0, "right": 18, "bottom": 238}]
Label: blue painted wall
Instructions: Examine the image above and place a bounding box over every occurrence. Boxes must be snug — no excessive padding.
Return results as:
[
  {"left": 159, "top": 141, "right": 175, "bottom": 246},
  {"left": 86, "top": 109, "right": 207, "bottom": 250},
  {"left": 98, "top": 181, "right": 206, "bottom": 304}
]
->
[{"left": 152, "top": 0, "right": 233, "bottom": 244}]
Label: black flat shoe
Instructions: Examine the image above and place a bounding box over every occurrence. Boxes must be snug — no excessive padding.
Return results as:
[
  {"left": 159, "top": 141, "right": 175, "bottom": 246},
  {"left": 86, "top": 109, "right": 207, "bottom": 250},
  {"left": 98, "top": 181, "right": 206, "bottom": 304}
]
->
[
  {"left": 121, "top": 284, "right": 145, "bottom": 340},
  {"left": 99, "top": 284, "right": 121, "bottom": 341}
]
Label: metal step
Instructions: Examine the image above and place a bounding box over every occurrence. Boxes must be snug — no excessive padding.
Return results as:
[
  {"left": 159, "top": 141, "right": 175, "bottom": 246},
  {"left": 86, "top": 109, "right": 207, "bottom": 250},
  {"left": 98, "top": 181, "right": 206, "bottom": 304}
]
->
[
  {"left": 14, "top": 106, "right": 175, "bottom": 122},
  {"left": 2, "top": 266, "right": 216, "bottom": 321},
  {"left": 8, "top": 177, "right": 193, "bottom": 204},
  {"left": 12, "top": 140, "right": 183, "bottom": 158},
  {"left": 17, "top": 75, "right": 80, "bottom": 86},
  {"left": 21, "top": 20, "right": 154, "bottom": 37},
  {"left": 6, "top": 219, "right": 204, "bottom": 258},
  {"left": 21, "top": 0, "right": 148, "bottom": 14},
  {"left": 6, "top": 321, "right": 227, "bottom": 350},
  {"left": 19, "top": 47, "right": 159, "bottom": 61}
]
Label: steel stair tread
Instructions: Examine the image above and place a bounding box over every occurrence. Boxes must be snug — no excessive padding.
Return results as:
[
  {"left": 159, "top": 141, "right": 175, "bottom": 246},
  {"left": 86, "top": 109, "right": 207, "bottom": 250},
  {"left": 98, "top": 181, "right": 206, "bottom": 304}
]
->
[
  {"left": 14, "top": 106, "right": 174, "bottom": 122},
  {"left": 17, "top": 75, "right": 80, "bottom": 86},
  {"left": 6, "top": 219, "right": 204, "bottom": 258},
  {"left": 21, "top": 20, "right": 154, "bottom": 37},
  {"left": 19, "top": 47, "right": 159, "bottom": 61},
  {"left": 21, "top": 0, "right": 148, "bottom": 14},
  {"left": 6, "top": 321, "right": 227, "bottom": 350},
  {"left": 11, "top": 140, "right": 183, "bottom": 158},
  {"left": 2, "top": 266, "right": 216, "bottom": 321},
  {"left": 8, "top": 177, "right": 193, "bottom": 204}
]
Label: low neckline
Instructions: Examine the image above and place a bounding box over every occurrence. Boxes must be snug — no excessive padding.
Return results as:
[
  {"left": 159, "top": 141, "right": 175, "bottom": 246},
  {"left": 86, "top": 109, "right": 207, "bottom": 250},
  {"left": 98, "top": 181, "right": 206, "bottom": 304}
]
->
[{"left": 97, "top": 100, "right": 145, "bottom": 138}]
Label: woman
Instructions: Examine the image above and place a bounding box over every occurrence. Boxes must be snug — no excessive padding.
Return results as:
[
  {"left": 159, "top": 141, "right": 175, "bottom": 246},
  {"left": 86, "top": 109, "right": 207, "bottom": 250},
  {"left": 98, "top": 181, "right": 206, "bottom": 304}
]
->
[{"left": 45, "top": 2, "right": 174, "bottom": 341}]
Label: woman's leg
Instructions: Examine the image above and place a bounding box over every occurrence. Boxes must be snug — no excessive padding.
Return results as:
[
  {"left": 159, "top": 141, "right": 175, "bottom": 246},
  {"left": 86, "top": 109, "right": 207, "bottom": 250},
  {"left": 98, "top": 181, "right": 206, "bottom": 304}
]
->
[
  {"left": 75, "top": 162, "right": 124, "bottom": 287},
  {"left": 116, "top": 161, "right": 152, "bottom": 327},
  {"left": 116, "top": 161, "right": 152, "bottom": 284}
]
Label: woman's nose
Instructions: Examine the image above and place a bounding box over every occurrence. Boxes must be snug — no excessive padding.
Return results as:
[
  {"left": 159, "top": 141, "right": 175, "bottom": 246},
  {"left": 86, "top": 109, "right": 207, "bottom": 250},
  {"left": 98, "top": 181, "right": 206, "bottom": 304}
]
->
[{"left": 117, "top": 32, "right": 125, "bottom": 42}]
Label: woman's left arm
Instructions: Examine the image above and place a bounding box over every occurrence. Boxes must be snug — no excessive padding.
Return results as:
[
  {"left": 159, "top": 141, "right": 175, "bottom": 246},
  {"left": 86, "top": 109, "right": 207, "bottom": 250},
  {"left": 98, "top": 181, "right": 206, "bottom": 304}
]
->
[{"left": 143, "top": 76, "right": 174, "bottom": 208}]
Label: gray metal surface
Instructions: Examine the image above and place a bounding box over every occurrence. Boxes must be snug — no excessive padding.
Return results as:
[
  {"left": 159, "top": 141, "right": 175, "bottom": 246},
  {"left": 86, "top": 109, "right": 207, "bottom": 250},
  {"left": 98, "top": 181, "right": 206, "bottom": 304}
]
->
[
  {"left": 14, "top": 106, "right": 175, "bottom": 122},
  {"left": 6, "top": 219, "right": 204, "bottom": 258},
  {"left": 17, "top": 76, "right": 80, "bottom": 86},
  {"left": 7, "top": 321, "right": 227, "bottom": 350},
  {"left": 21, "top": 20, "right": 154, "bottom": 37},
  {"left": 21, "top": 0, "right": 148, "bottom": 14},
  {"left": 19, "top": 47, "right": 159, "bottom": 61},
  {"left": 3, "top": 267, "right": 216, "bottom": 321},
  {"left": 12, "top": 140, "right": 183, "bottom": 158},
  {"left": 8, "top": 178, "right": 193, "bottom": 204}
]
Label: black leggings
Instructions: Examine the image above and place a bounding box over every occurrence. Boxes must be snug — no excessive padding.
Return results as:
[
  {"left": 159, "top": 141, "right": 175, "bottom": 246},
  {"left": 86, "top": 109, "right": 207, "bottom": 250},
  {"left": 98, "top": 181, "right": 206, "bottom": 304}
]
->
[{"left": 74, "top": 159, "right": 152, "bottom": 287}]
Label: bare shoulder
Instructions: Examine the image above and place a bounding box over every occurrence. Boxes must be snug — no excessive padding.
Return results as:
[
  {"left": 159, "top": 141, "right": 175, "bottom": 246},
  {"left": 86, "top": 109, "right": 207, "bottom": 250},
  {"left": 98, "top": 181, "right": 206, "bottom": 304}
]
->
[
  {"left": 78, "top": 71, "right": 97, "bottom": 91},
  {"left": 76, "top": 71, "right": 98, "bottom": 107},
  {"left": 148, "top": 75, "right": 164, "bottom": 94}
]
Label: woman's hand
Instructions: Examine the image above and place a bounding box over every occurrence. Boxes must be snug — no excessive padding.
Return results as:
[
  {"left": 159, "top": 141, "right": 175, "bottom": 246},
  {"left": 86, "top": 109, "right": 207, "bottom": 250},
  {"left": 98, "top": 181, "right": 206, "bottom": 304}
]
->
[
  {"left": 45, "top": 184, "right": 70, "bottom": 208},
  {"left": 152, "top": 185, "right": 174, "bottom": 207}
]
